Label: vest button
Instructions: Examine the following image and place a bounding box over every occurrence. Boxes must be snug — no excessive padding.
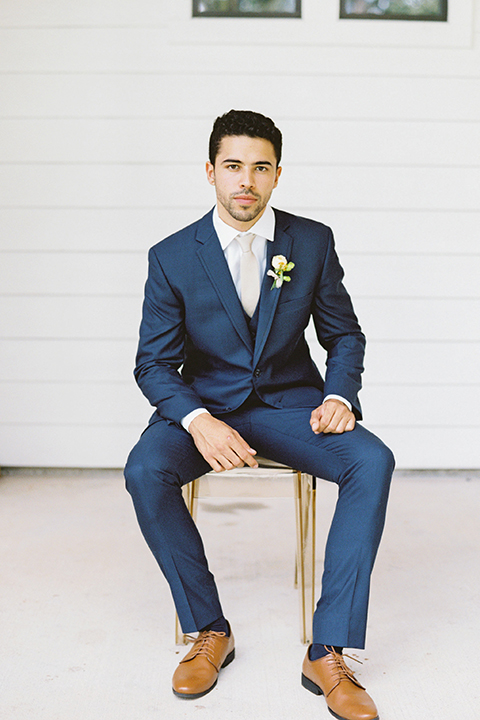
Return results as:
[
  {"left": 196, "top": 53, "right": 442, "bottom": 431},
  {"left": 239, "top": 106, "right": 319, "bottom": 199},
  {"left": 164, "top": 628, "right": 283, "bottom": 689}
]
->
[{"left": 254, "top": 369, "right": 261, "bottom": 378}]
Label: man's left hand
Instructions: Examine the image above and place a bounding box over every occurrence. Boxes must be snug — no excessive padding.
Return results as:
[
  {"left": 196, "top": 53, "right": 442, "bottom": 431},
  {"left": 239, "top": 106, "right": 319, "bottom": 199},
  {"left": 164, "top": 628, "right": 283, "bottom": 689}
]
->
[{"left": 310, "top": 399, "right": 356, "bottom": 435}]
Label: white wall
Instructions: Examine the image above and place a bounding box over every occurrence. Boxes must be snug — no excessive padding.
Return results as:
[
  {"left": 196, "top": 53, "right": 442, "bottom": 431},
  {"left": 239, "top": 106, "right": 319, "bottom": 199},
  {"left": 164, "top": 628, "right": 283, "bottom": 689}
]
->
[{"left": 0, "top": 0, "right": 479, "bottom": 468}]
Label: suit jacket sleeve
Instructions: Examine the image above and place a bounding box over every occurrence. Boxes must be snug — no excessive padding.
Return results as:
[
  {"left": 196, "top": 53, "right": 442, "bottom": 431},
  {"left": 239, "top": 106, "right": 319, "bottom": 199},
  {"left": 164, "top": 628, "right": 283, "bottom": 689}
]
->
[
  {"left": 133, "top": 246, "right": 205, "bottom": 424},
  {"left": 312, "top": 228, "right": 366, "bottom": 419}
]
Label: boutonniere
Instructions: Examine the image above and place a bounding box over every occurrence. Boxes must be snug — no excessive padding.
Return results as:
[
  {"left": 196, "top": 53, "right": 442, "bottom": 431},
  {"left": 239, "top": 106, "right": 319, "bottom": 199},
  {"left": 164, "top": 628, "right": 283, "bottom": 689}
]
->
[{"left": 267, "top": 255, "right": 295, "bottom": 289}]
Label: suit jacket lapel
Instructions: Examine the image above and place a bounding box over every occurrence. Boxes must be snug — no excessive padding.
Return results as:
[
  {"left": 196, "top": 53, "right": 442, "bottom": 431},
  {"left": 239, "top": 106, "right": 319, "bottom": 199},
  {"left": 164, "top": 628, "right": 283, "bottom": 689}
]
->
[
  {"left": 254, "top": 211, "right": 293, "bottom": 364},
  {"left": 196, "top": 212, "right": 253, "bottom": 352}
]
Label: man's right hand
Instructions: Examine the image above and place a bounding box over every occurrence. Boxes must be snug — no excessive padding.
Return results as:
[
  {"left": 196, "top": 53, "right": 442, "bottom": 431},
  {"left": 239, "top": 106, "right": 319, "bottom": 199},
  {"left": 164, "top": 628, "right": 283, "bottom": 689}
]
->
[{"left": 188, "top": 413, "right": 258, "bottom": 473}]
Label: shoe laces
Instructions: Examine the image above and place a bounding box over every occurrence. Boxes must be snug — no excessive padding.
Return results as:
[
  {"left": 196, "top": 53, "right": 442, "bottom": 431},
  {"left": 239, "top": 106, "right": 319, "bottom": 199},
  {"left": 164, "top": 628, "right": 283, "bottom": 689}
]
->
[
  {"left": 183, "top": 630, "right": 227, "bottom": 670},
  {"left": 323, "top": 646, "right": 365, "bottom": 694}
]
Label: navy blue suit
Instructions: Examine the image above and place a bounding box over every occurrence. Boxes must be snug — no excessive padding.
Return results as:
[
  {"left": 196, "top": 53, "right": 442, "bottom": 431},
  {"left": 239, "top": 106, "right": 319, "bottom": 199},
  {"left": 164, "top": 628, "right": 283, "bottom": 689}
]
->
[{"left": 125, "top": 208, "right": 394, "bottom": 649}]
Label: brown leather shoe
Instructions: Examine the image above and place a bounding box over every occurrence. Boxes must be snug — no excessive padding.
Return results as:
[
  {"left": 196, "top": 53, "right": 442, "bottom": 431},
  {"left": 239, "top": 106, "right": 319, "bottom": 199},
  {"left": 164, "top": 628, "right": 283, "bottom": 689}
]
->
[
  {"left": 302, "top": 646, "right": 379, "bottom": 720},
  {"left": 172, "top": 627, "right": 235, "bottom": 699}
]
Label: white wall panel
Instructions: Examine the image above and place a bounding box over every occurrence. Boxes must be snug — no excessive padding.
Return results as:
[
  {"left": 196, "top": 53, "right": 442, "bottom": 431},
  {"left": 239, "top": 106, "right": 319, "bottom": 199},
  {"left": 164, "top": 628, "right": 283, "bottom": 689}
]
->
[
  {"left": 0, "top": 252, "right": 146, "bottom": 296},
  {"left": 1, "top": 1, "right": 479, "bottom": 468},
  {"left": 354, "top": 299, "right": 480, "bottom": 342},
  {"left": 364, "top": 341, "right": 480, "bottom": 386},
  {"left": 317, "top": 211, "right": 480, "bottom": 255},
  {"left": 277, "top": 166, "right": 480, "bottom": 211},
  {"left": 0, "top": 207, "right": 201, "bottom": 252},
  {"left": 341, "top": 255, "right": 480, "bottom": 299},
  {"left": 0, "top": 297, "right": 141, "bottom": 338},
  {"left": 1, "top": 30, "right": 479, "bottom": 76},
  {"left": 1, "top": 382, "right": 150, "bottom": 425},
  {"left": 360, "top": 385, "right": 480, "bottom": 427},
  {"left": 0, "top": 339, "right": 136, "bottom": 382},
  {"left": 2, "top": 165, "right": 479, "bottom": 210},
  {"left": 284, "top": 121, "right": 480, "bottom": 167},
  {"left": 1, "top": 75, "right": 479, "bottom": 121},
  {"left": 0, "top": 1, "right": 165, "bottom": 28},
  {"left": 369, "top": 427, "right": 480, "bottom": 469},
  {"left": 1, "top": 208, "right": 478, "bottom": 253},
  {"left": 0, "top": 425, "right": 143, "bottom": 467},
  {"left": 0, "top": 118, "right": 207, "bottom": 164},
  {"left": 0, "top": 164, "right": 207, "bottom": 208},
  {"left": 2, "top": 118, "right": 479, "bottom": 166}
]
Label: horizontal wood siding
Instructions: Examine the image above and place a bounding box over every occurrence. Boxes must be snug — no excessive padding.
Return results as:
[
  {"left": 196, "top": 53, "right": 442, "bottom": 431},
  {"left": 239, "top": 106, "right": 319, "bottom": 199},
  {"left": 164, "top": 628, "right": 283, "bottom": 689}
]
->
[{"left": 0, "top": 1, "right": 479, "bottom": 468}]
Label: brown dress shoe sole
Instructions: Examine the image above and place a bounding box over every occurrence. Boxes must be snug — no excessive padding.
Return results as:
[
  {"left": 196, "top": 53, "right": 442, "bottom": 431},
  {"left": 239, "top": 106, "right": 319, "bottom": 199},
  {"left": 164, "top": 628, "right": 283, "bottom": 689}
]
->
[
  {"left": 301, "top": 673, "right": 379, "bottom": 720},
  {"left": 172, "top": 648, "right": 235, "bottom": 700}
]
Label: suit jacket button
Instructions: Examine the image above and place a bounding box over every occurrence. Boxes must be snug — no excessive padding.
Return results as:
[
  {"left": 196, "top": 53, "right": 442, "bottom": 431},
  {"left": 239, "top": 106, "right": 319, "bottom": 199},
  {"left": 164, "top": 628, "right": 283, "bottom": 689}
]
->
[{"left": 254, "top": 369, "right": 261, "bottom": 378}]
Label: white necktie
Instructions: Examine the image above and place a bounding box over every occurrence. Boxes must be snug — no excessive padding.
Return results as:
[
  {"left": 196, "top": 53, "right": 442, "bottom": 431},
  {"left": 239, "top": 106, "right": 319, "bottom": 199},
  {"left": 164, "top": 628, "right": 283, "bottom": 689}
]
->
[{"left": 236, "top": 233, "right": 260, "bottom": 317}]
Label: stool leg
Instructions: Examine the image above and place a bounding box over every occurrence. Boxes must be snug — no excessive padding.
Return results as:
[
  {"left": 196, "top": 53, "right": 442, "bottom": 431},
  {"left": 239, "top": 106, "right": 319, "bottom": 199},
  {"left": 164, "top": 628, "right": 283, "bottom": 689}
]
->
[
  {"left": 175, "top": 478, "right": 199, "bottom": 645},
  {"left": 294, "top": 473, "right": 316, "bottom": 645}
]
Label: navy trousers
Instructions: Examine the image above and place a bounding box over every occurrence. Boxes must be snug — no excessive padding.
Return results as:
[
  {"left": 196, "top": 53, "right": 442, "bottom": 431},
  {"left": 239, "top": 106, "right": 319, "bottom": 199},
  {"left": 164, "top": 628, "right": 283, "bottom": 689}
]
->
[{"left": 124, "top": 402, "right": 394, "bottom": 649}]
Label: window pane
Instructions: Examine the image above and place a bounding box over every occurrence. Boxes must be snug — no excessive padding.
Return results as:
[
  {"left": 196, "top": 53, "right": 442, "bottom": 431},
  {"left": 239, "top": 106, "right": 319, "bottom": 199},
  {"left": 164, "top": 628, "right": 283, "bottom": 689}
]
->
[
  {"left": 195, "top": 1, "right": 233, "bottom": 12},
  {"left": 194, "top": 0, "right": 300, "bottom": 16},
  {"left": 341, "top": 0, "right": 447, "bottom": 20},
  {"left": 239, "top": 0, "right": 297, "bottom": 12}
]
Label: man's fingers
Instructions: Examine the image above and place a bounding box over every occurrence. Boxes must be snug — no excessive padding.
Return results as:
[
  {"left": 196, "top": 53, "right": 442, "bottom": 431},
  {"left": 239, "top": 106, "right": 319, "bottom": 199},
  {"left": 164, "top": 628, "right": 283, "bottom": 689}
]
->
[
  {"left": 315, "top": 410, "right": 335, "bottom": 433},
  {"left": 242, "top": 451, "right": 258, "bottom": 469},
  {"left": 310, "top": 401, "right": 356, "bottom": 435},
  {"left": 199, "top": 428, "right": 258, "bottom": 472},
  {"left": 345, "top": 416, "right": 356, "bottom": 432},
  {"left": 209, "top": 447, "right": 257, "bottom": 473},
  {"left": 310, "top": 407, "right": 326, "bottom": 434},
  {"left": 226, "top": 435, "right": 258, "bottom": 468},
  {"left": 209, "top": 457, "right": 226, "bottom": 473}
]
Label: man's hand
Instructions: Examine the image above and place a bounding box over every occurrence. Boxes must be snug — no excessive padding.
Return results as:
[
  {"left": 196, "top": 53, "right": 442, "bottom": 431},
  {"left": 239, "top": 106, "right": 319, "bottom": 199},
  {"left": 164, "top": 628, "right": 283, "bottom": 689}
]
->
[
  {"left": 310, "top": 399, "right": 355, "bottom": 435},
  {"left": 189, "top": 413, "right": 258, "bottom": 473}
]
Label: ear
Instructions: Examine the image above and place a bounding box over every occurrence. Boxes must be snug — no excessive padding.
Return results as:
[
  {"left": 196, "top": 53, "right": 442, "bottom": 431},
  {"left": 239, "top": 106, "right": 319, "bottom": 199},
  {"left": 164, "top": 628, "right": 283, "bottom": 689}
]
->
[
  {"left": 206, "top": 161, "right": 215, "bottom": 186},
  {"left": 273, "top": 165, "right": 282, "bottom": 189}
]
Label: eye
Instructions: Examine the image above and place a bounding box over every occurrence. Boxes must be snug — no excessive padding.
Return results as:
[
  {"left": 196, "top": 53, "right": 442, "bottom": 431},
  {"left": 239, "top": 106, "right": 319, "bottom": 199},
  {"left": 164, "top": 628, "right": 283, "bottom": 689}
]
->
[
  {"left": 227, "top": 164, "right": 239, "bottom": 171},
  {"left": 256, "top": 166, "right": 268, "bottom": 172}
]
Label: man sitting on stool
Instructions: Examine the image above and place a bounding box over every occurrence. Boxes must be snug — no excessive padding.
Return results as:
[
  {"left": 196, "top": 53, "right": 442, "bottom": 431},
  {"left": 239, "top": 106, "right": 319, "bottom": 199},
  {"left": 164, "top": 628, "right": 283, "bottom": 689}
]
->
[{"left": 125, "top": 109, "right": 394, "bottom": 720}]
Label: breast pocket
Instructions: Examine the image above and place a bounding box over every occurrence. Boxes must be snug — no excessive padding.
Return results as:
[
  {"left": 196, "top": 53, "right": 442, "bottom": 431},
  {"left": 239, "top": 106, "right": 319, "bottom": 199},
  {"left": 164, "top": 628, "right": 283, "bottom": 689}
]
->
[{"left": 276, "top": 292, "right": 313, "bottom": 314}]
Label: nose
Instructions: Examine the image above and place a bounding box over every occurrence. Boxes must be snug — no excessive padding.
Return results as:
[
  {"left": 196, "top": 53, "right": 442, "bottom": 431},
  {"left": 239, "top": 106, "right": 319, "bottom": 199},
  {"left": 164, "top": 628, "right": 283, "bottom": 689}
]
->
[{"left": 240, "top": 168, "right": 255, "bottom": 189}]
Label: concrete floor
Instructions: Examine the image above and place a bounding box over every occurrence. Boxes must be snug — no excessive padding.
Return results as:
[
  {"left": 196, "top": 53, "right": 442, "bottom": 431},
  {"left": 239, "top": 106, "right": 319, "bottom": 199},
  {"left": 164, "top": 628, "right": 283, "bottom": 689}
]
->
[{"left": 1, "top": 468, "right": 479, "bottom": 720}]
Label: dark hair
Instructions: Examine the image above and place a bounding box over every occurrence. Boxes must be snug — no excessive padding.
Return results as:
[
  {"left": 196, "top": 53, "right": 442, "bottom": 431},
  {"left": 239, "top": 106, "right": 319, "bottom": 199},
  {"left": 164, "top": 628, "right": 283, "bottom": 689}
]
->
[{"left": 209, "top": 110, "right": 282, "bottom": 167}]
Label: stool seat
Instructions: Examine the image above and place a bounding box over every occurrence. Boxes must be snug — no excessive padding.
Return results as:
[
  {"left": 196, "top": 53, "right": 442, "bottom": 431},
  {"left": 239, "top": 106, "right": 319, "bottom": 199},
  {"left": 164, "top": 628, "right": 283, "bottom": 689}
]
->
[{"left": 176, "top": 458, "right": 316, "bottom": 645}]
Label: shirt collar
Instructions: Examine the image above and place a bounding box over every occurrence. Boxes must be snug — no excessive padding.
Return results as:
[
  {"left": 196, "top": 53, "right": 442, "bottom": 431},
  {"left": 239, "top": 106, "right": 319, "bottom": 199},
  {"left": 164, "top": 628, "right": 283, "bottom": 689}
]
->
[{"left": 213, "top": 204, "right": 276, "bottom": 251}]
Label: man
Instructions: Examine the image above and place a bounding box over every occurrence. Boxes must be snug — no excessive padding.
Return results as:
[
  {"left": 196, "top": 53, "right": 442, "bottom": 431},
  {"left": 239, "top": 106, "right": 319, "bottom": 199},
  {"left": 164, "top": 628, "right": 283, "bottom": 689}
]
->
[{"left": 125, "top": 110, "right": 394, "bottom": 720}]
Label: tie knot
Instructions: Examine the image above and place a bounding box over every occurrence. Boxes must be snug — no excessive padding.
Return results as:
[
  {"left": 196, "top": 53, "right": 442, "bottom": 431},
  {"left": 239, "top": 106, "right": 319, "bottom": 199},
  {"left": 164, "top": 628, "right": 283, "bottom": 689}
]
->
[{"left": 236, "top": 232, "right": 255, "bottom": 253}]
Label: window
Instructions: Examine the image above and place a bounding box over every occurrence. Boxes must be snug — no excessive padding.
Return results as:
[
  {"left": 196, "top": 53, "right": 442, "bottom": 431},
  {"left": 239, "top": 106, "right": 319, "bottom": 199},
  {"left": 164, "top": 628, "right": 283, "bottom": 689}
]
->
[
  {"left": 193, "top": 0, "right": 301, "bottom": 18},
  {"left": 340, "top": 0, "right": 447, "bottom": 21}
]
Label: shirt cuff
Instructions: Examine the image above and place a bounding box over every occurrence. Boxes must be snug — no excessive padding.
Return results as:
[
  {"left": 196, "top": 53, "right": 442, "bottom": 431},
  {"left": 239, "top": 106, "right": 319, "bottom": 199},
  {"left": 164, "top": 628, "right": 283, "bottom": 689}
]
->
[
  {"left": 181, "top": 408, "right": 210, "bottom": 432},
  {"left": 323, "top": 394, "right": 352, "bottom": 412}
]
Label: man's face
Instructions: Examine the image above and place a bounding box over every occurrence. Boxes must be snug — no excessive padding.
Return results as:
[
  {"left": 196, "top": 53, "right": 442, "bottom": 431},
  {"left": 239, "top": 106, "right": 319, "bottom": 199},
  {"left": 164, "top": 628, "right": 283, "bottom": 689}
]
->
[{"left": 206, "top": 135, "right": 282, "bottom": 231}]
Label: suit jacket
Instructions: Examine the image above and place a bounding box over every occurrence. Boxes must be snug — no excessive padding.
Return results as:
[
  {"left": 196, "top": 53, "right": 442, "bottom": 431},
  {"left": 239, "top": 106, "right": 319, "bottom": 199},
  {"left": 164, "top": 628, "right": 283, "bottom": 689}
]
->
[{"left": 134, "top": 208, "right": 366, "bottom": 426}]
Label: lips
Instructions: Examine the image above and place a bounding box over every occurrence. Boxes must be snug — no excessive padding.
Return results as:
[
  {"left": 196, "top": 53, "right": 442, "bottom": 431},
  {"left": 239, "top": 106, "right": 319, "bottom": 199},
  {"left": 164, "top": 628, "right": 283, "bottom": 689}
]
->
[{"left": 234, "top": 195, "right": 258, "bottom": 205}]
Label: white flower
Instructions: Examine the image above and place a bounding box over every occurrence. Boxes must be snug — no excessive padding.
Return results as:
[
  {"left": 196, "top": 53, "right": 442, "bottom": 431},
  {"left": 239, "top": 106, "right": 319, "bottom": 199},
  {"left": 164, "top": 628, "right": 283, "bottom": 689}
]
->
[
  {"left": 269, "top": 255, "right": 295, "bottom": 289},
  {"left": 271, "top": 254, "right": 289, "bottom": 272}
]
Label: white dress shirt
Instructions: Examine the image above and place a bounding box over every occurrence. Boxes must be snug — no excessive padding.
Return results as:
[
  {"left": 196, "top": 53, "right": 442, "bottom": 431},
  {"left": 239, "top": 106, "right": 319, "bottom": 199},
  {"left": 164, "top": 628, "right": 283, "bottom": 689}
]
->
[
  {"left": 213, "top": 204, "right": 275, "bottom": 294},
  {"left": 181, "top": 205, "right": 351, "bottom": 431}
]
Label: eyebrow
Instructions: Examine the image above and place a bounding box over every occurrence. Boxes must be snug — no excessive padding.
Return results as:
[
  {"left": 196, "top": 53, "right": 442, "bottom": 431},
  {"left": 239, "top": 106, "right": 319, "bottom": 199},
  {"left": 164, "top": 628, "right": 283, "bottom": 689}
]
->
[{"left": 221, "top": 158, "right": 274, "bottom": 167}]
